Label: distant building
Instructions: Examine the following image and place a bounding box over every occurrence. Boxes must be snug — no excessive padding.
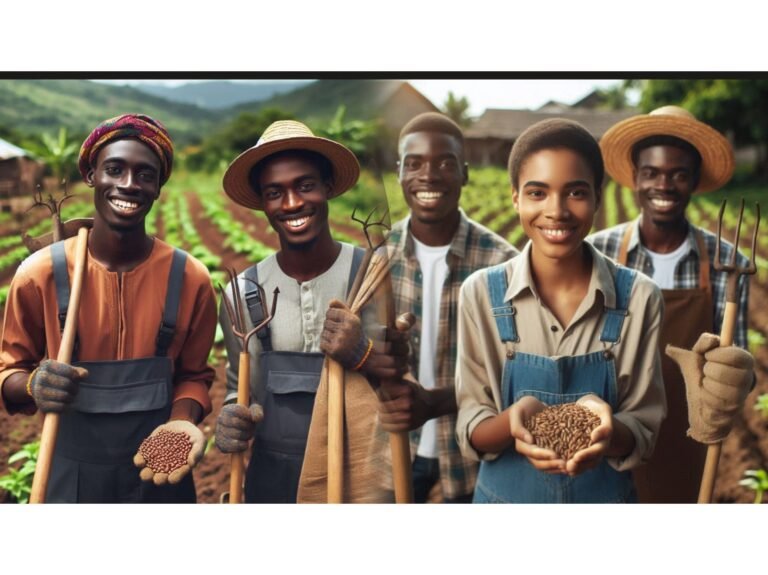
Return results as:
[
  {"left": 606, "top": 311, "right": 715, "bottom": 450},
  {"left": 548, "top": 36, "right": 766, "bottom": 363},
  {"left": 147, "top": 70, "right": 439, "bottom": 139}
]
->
[
  {"left": 0, "top": 138, "right": 43, "bottom": 213},
  {"left": 464, "top": 93, "right": 637, "bottom": 167}
]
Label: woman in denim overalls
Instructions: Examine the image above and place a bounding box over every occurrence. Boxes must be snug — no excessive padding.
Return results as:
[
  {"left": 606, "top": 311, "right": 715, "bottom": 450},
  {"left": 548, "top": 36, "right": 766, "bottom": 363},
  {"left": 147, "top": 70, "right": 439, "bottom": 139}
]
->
[{"left": 455, "top": 119, "right": 666, "bottom": 503}]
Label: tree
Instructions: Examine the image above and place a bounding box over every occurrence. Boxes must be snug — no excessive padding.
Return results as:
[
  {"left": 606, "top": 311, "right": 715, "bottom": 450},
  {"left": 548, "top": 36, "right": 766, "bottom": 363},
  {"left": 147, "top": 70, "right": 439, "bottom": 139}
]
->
[
  {"left": 314, "top": 105, "right": 381, "bottom": 163},
  {"left": 442, "top": 92, "right": 472, "bottom": 128},
  {"left": 26, "top": 127, "right": 79, "bottom": 183},
  {"left": 639, "top": 79, "right": 768, "bottom": 179}
]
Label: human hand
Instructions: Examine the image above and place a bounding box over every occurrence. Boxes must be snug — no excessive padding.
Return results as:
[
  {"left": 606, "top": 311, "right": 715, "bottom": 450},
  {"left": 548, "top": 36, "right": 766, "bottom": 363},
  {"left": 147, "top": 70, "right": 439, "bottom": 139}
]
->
[
  {"left": 509, "top": 396, "right": 566, "bottom": 474},
  {"left": 28, "top": 359, "right": 88, "bottom": 413},
  {"left": 377, "top": 374, "right": 432, "bottom": 432},
  {"left": 134, "top": 419, "right": 206, "bottom": 485},
  {"left": 565, "top": 395, "right": 613, "bottom": 477},
  {"left": 361, "top": 326, "right": 410, "bottom": 382},
  {"left": 214, "top": 403, "right": 264, "bottom": 454},
  {"left": 666, "top": 333, "right": 754, "bottom": 444},
  {"left": 320, "top": 299, "right": 369, "bottom": 370}
]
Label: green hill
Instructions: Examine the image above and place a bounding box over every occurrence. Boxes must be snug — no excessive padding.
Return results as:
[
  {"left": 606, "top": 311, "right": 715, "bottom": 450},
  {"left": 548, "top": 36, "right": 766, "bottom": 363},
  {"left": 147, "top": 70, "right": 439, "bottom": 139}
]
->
[
  {"left": 0, "top": 79, "right": 219, "bottom": 145},
  {"left": 227, "top": 79, "right": 402, "bottom": 121}
]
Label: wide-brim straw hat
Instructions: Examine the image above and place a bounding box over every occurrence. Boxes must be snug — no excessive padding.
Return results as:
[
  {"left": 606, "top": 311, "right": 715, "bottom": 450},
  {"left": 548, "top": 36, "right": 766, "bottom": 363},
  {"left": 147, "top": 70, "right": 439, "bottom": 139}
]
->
[
  {"left": 223, "top": 120, "right": 360, "bottom": 210},
  {"left": 600, "top": 105, "right": 734, "bottom": 194}
]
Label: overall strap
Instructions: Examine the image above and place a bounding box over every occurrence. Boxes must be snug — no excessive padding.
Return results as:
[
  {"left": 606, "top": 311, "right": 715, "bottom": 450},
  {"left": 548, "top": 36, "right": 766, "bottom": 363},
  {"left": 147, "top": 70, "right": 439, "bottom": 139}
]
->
[
  {"left": 243, "top": 263, "right": 273, "bottom": 352},
  {"left": 50, "top": 241, "right": 70, "bottom": 333},
  {"left": 347, "top": 246, "right": 365, "bottom": 295},
  {"left": 155, "top": 249, "right": 188, "bottom": 357},
  {"left": 486, "top": 264, "right": 518, "bottom": 343},
  {"left": 600, "top": 266, "right": 637, "bottom": 344}
]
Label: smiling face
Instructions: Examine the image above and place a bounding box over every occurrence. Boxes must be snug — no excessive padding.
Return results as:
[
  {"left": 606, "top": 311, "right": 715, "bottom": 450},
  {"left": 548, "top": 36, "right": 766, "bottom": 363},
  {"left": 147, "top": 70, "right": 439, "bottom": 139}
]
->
[
  {"left": 513, "top": 148, "right": 598, "bottom": 262},
  {"left": 256, "top": 152, "right": 332, "bottom": 249},
  {"left": 398, "top": 131, "right": 467, "bottom": 226},
  {"left": 86, "top": 139, "right": 162, "bottom": 232},
  {"left": 633, "top": 144, "right": 697, "bottom": 226}
]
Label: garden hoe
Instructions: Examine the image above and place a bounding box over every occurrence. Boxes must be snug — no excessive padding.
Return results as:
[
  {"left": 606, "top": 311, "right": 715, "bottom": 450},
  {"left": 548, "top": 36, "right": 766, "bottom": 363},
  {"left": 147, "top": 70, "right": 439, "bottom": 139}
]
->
[
  {"left": 698, "top": 198, "right": 760, "bottom": 503},
  {"left": 24, "top": 182, "right": 92, "bottom": 504},
  {"left": 217, "top": 269, "right": 279, "bottom": 504}
]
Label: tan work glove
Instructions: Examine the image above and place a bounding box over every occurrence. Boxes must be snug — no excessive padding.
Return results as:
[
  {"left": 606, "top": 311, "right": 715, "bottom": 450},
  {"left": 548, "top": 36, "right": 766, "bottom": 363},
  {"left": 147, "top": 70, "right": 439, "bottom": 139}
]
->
[
  {"left": 666, "top": 333, "right": 754, "bottom": 444},
  {"left": 214, "top": 403, "right": 264, "bottom": 453},
  {"left": 134, "top": 420, "right": 206, "bottom": 485}
]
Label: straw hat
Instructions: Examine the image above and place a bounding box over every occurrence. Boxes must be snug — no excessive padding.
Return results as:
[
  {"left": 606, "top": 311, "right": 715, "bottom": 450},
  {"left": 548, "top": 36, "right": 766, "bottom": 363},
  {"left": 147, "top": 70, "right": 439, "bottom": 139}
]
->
[
  {"left": 600, "top": 105, "right": 734, "bottom": 194},
  {"left": 223, "top": 120, "right": 360, "bottom": 210}
]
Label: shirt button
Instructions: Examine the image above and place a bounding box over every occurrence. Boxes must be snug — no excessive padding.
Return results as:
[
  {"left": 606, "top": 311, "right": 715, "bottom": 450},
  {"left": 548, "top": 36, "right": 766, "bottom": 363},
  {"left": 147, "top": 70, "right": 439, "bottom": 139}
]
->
[{"left": 550, "top": 325, "right": 558, "bottom": 332}]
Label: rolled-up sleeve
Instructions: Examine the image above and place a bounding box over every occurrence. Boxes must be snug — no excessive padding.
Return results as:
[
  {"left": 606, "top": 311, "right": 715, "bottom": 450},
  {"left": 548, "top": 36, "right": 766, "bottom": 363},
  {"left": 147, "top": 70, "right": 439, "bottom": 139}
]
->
[
  {"left": 455, "top": 272, "right": 504, "bottom": 462},
  {"left": 609, "top": 280, "right": 667, "bottom": 471}
]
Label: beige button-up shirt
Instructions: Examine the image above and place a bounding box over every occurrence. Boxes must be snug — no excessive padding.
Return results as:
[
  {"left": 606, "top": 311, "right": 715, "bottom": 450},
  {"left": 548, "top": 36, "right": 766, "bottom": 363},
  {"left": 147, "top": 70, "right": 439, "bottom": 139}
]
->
[{"left": 456, "top": 241, "right": 667, "bottom": 472}]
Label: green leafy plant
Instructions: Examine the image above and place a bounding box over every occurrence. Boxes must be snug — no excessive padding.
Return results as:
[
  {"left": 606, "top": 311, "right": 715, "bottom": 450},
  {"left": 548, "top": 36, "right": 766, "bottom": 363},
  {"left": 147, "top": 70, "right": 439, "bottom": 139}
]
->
[
  {"left": 755, "top": 394, "right": 768, "bottom": 419},
  {"left": 739, "top": 469, "right": 768, "bottom": 504},
  {"left": 0, "top": 441, "right": 39, "bottom": 504}
]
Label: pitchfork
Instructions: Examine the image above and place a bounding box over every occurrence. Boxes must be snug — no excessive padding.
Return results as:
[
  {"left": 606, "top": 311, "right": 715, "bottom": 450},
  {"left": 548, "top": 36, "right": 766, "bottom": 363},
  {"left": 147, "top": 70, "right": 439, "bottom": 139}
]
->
[
  {"left": 217, "top": 268, "right": 279, "bottom": 504},
  {"left": 698, "top": 198, "right": 760, "bottom": 503}
]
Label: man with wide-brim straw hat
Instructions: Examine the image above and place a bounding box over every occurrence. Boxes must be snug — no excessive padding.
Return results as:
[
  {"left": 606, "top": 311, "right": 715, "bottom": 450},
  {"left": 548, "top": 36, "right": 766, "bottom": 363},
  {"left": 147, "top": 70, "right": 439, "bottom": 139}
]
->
[
  {"left": 588, "top": 105, "right": 755, "bottom": 503},
  {"left": 215, "top": 119, "right": 409, "bottom": 503}
]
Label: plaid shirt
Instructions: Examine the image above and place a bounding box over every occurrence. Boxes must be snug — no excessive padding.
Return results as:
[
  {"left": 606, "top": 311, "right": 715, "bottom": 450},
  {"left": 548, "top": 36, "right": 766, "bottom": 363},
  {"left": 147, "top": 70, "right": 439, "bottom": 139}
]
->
[
  {"left": 387, "top": 209, "right": 519, "bottom": 499},
  {"left": 587, "top": 218, "right": 750, "bottom": 349}
]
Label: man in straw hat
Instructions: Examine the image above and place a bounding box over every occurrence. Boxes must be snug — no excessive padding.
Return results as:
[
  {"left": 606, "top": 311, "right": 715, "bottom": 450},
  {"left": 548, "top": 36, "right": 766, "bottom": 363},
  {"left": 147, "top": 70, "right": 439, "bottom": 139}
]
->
[
  {"left": 588, "top": 105, "right": 755, "bottom": 502},
  {"left": 0, "top": 114, "right": 218, "bottom": 502},
  {"left": 215, "top": 119, "right": 409, "bottom": 503},
  {"left": 382, "top": 112, "right": 518, "bottom": 503}
]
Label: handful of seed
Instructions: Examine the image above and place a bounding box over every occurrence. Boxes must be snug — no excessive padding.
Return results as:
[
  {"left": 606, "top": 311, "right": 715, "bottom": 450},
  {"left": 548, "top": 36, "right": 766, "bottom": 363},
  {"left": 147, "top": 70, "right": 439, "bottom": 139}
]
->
[
  {"left": 525, "top": 402, "right": 601, "bottom": 460},
  {"left": 138, "top": 429, "right": 193, "bottom": 474}
]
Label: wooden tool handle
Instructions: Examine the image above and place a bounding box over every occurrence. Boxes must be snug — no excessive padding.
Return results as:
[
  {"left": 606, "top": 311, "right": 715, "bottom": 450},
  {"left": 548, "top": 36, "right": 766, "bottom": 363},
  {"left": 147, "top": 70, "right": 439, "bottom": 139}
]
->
[
  {"left": 697, "top": 300, "right": 739, "bottom": 503},
  {"left": 327, "top": 359, "right": 345, "bottom": 503},
  {"left": 389, "top": 312, "right": 415, "bottom": 503},
  {"left": 30, "top": 226, "right": 89, "bottom": 504},
  {"left": 229, "top": 352, "right": 250, "bottom": 504}
]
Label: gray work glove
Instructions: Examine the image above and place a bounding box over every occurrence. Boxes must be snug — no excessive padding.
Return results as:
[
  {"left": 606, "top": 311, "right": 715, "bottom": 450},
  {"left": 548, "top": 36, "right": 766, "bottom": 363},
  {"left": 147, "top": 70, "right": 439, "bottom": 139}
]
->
[
  {"left": 215, "top": 403, "right": 264, "bottom": 454},
  {"left": 320, "top": 299, "right": 370, "bottom": 370},
  {"left": 666, "top": 333, "right": 755, "bottom": 444},
  {"left": 28, "top": 359, "right": 89, "bottom": 413}
]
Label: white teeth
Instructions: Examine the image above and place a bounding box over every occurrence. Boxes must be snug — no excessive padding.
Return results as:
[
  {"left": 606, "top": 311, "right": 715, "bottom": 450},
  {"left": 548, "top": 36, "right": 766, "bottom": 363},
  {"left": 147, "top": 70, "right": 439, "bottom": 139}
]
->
[
  {"left": 416, "top": 191, "right": 443, "bottom": 201},
  {"left": 540, "top": 228, "right": 571, "bottom": 239},
  {"left": 651, "top": 198, "right": 675, "bottom": 208},
  {"left": 286, "top": 217, "right": 309, "bottom": 228},
  {"left": 110, "top": 198, "right": 139, "bottom": 210}
]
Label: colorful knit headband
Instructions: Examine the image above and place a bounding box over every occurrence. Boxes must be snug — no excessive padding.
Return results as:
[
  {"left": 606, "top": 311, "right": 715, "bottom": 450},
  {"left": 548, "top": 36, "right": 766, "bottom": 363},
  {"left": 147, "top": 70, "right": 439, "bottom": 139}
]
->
[{"left": 78, "top": 114, "right": 174, "bottom": 185}]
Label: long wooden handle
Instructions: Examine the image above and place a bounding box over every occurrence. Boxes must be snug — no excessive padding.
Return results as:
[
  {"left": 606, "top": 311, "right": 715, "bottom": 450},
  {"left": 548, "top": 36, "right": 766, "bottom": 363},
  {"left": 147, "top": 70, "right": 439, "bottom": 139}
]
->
[
  {"left": 389, "top": 314, "right": 415, "bottom": 503},
  {"left": 30, "top": 226, "right": 89, "bottom": 504},
  {"left": 229, "top": 351, "right": 250, "bottom": 504},
  {"left": 697, "top": 300, "right": 739, "bottom": 504},
  {"left": 327, "top": 358, "right": 345, "bottom": 503}
]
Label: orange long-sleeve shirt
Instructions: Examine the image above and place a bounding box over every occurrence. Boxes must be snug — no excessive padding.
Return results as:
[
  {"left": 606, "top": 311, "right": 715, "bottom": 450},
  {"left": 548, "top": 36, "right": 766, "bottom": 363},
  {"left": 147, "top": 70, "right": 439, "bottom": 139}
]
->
[{"left": 0, "top": 233, "right": 216, "bottom": 416}]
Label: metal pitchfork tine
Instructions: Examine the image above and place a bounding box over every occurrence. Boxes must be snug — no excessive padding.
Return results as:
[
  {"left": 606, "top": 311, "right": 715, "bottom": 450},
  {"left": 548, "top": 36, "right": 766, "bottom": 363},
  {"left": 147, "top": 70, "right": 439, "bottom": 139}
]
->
[
  {"left": 351, "top": 204, "right": 391, "bottom": 252},
  {"left": 216, "top": 267, "right": 279, "bottom": 504},
  {"left": 698, "top": 197, "right": 760, "bottom": 504}
]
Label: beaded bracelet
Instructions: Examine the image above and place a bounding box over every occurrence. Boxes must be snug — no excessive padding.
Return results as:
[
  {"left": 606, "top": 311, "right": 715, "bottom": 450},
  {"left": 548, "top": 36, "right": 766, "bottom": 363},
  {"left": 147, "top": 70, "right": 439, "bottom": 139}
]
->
[
  {"left": 353, "top": 338, "right": 374, "bottom": 371},
  {"left": 25, "top": 368, "right": 38, "bottom": 398}
]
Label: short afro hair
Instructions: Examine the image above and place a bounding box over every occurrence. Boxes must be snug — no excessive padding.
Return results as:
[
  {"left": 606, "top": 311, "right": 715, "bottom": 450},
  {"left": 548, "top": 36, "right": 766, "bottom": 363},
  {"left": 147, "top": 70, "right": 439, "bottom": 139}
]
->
[
  {"left": 248, "top": 149, "right": 334, "bottom": 194},
  {"left": 508, "top": 119, "right": 604, "bottom": 193},
  {"left": 631, "top": 134, "right": 702, "bottom": 188},
  {"left": 399, "top": 112, "right": 464, "bottom": 153}
]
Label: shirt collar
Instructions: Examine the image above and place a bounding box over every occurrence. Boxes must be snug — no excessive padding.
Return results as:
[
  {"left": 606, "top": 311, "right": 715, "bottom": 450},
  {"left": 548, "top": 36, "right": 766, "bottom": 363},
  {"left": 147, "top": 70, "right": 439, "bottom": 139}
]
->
[
  {"left": 399, "top": 208, "right": 471, "bottom": 260},
  {"left": 628, "top": 216, "right": 699, "bottom": 257},
  {"left": 505, "top": 241, "right": 616, "bottom": 308}
]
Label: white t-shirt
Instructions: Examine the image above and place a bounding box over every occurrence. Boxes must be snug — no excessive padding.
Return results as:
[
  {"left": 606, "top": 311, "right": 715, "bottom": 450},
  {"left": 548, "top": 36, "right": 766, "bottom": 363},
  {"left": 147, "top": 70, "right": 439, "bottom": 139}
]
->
[
  {"left": 413, "top": 236, "right": 450, "bottom": 459},
  {"left": 646, "top": 237, "right": 690, "bottom": 289}
]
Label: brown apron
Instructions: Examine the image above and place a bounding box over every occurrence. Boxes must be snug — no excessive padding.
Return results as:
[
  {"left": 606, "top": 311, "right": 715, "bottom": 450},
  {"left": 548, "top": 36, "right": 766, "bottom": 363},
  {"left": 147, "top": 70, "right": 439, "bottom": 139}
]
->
[{"left": 618, "top": 225, "right": 713, "bottom": 503}]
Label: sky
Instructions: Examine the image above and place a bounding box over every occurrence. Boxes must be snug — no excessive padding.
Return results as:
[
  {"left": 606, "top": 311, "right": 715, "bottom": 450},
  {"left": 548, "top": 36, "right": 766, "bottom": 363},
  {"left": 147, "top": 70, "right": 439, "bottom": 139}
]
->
[{"left": 94, "top": 78, "right": 631, "bottom": 116}]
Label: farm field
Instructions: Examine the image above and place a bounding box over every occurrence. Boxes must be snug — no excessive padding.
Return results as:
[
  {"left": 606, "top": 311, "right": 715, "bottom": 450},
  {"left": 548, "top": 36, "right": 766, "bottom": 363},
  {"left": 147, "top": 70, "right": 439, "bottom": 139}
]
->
[{"left": 0, "top": 167, "right": 765, "bottom": 503}]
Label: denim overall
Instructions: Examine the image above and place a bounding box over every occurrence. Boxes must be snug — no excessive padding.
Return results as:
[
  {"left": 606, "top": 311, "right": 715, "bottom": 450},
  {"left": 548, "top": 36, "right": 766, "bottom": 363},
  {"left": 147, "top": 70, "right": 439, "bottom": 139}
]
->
[
  {"left": 473, "top": 263, "right": 638, "bottom": 503},
  {"left": 241, "top": 247, "right": 364, "bottom": 503},
  {"left": 46, "top": 242, "right": 195, "bottom": 503}
]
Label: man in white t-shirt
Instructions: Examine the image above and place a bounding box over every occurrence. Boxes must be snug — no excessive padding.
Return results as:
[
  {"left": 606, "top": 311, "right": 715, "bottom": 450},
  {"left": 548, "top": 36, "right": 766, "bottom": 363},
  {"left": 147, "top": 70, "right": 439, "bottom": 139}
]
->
[
  {"left": 587, "top": 106, "right": 755, "bottom": 502},
  {"left": 384, "top": 113, "right": 518, "bottom": 502}
]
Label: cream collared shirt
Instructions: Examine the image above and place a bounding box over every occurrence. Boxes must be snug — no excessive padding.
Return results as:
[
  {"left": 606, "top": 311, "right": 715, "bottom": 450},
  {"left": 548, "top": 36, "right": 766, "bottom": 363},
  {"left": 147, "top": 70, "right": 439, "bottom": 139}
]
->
[{"left": 455, "top": 241, "right": 667, "bottom": 472}]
